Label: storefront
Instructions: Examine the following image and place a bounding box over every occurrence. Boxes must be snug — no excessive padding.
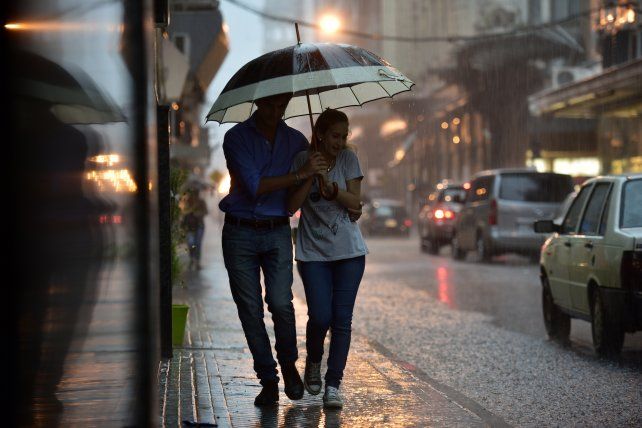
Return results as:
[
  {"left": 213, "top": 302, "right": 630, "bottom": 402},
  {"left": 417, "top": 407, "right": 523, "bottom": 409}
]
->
[{"left": 529, "top": 58, "right": 642, "bottom": 174}]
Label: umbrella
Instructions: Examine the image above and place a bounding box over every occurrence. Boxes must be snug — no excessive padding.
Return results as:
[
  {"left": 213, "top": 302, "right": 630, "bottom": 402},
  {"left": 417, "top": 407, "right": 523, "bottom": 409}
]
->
[
  {"left": 206, "top": 25, "right": 414, "bottom": 124},
  {"left": 206, "top": 24, "right": 415, "bottom": 198}
]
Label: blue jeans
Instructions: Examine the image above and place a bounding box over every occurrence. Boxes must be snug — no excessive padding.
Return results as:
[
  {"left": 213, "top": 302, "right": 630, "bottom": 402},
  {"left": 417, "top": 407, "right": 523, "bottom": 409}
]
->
[
  {"left": 186, "top": 224, "right": 205, "bottom": 262},
  {"left": 297, "top": 256, "right": 365, "bottom": 388},
  {"left": 221, "top": 223, "right": 297, "bottom": 383}
]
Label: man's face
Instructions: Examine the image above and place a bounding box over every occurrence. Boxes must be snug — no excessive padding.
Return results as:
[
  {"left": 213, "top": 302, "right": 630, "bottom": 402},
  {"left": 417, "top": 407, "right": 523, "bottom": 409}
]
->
[{"left": 255, "top": 94, "right": 292, "bottom": 126}]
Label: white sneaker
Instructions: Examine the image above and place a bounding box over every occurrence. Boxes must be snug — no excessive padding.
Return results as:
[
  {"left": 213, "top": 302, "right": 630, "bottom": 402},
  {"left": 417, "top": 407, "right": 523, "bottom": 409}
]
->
[{"left": 323, "top": 386, "right": 343, "bottom": 409}]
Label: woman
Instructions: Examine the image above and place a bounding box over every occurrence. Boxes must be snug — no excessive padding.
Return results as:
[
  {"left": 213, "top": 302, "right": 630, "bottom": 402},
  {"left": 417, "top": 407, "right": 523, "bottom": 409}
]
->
[{"left": 287, "top": 109, "right": 368, "bottom": 408}]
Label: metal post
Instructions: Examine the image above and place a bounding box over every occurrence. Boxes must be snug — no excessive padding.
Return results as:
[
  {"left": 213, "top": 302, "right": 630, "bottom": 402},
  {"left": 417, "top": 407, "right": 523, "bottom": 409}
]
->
[{"left": 158, "top": 105, "right": 172, "bottom": 359}]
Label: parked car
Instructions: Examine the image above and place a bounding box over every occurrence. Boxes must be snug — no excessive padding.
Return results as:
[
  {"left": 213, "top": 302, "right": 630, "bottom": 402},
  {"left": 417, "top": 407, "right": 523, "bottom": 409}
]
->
[
  {"left": 361, "top": 198, "right": 412, "bottom": 237},
  {"left": 451, "top": 168, "right": 574, "bottom": 262},
  {"left": 534, "top": 174, "right": 642, "bottom": 356},
  {"left": 418, "top": 182, "right": 466, "bottom": 254}
]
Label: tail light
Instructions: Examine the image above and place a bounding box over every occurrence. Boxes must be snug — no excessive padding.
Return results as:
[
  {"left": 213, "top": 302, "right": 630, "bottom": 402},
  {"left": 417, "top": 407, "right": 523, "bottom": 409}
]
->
[
  {"left": 433, "top": 209, "right": 455, "bottom": 221},
  {"left": 621, "top": 251, "right": 642, "bottom": 292},
  {"left": 488, "top": 198, "right": 497, "bottom": 226},
  {"left": 404, "top": 219, "right": 413, "bottom": 227}
]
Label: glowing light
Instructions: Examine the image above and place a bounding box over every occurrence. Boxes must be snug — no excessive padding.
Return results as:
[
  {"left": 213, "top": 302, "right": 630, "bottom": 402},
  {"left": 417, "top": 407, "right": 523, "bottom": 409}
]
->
[
  {"left": 89, "top": 154, "right": 121, "bottom": 166},
  {"left": 319, "top": 14, "right": 341, "bottom": 34},
  {"left": 476, "top": 188, "right": 487, "bottom": 196},
  {"left": 452, "top": 136, "right": 461, "bottom": 144},
  {"left": 434, "top": 209, "right": 445, "bottom": 219},
  {"left": 440, "top": 121, "right": 449, "bottom": 130},
  {"left": 452, "top": 117, "right": 461, "bottom": 125},
  {"left": 394, "top": 149, "right": 405, "bottom": 161},
  {"left": 218, "top": 174, "right": 231, "bottom": 195},
  {"left": 463, "top": 182, "right": 471, "bottom": 190},
  {"left": 380, "top": 119, "right": 407, "bottom": 137},
  {"left": 626, "top": 8, "right": 636, "bottom": 24},
  {"left": 86, "top": 169, "right": 137, "bottom": 193},
  {"left": 171, "top": 102, "right": 180, "bottom": 111}
]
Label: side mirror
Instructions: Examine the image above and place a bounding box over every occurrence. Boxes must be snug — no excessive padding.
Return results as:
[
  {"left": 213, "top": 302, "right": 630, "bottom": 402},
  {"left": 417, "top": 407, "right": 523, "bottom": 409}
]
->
[{"left": 533, "top": 220, "right": 559, "bottom": 234}]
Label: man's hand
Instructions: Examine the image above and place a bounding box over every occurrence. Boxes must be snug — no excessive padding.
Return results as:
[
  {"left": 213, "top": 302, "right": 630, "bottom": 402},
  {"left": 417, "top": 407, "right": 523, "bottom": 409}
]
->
[
  {"left": 298, "top": 151, "right": 327, "bottom": 179},
  {"left": 348, "top": 202, "right": 364, "bottom": 222}
]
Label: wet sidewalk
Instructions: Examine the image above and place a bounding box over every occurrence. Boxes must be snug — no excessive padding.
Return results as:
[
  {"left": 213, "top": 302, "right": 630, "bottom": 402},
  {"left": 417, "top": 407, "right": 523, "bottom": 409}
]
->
[{"left": 159, "top": 218, "right": 506, "bottom": 427}]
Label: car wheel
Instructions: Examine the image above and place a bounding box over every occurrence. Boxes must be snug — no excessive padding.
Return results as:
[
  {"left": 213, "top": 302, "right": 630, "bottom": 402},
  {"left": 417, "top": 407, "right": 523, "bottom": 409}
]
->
[
  {"left": 542, "top": 276, "right": 570, "bottom": 344},
  {"left": 476, "top": 233, "right": 491, "bottom": 263},
  {"left": 591, "top": 287, "right": 624, "bottom": 357},
  {"left": 451, "top": 234, "right": 466, "bottom": 260}
]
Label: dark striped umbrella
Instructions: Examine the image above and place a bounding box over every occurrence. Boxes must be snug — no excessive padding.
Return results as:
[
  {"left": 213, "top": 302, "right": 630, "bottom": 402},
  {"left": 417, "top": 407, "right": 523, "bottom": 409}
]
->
[{"left": 206, "top": 41, "right": 414, "bottom": 124}]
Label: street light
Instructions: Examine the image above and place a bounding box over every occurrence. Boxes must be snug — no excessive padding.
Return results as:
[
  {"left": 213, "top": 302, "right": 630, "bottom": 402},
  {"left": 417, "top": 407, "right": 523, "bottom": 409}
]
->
[{"left": 319, "top": 14, "right": 341, "bottom": 34}]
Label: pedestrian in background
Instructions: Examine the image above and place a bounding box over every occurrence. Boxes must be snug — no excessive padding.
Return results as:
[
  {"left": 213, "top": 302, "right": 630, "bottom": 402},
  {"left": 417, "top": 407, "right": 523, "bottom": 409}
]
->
[
  {"left": 287, "top": 108, "right": 368, "bottom": 408},
  {"left": 182, "top": 189, "right": 208, "bottom": 270},
  {"left": 218, "top": 93, "right": 328, "bottom": 406}
]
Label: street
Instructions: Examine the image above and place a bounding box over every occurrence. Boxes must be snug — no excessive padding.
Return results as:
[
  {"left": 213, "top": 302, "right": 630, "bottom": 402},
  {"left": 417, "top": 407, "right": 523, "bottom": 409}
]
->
[{"left": 291, "top": 234, "right": 642, "bottom": 426}]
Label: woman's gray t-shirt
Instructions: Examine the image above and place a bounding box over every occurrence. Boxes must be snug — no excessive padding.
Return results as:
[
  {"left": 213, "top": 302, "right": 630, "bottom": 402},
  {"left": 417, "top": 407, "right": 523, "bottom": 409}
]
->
[{"left": 291, "top": 149, "right": 369, "bottom": 262}]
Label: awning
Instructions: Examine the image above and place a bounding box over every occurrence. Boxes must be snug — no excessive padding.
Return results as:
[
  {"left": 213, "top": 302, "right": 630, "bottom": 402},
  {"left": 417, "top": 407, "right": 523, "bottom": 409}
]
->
[
  {"left": 159, "top": 37, "right": 190, "bottom": 103},
  {"left": 529, "top": 58, "right": 642, "bottom": 118}
]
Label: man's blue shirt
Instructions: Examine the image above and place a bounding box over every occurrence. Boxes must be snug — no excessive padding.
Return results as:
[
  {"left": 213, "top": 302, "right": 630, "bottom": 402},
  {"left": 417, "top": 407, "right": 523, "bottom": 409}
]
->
[{"left": 219, "top": 113, "right": 309, "bottom": 219}]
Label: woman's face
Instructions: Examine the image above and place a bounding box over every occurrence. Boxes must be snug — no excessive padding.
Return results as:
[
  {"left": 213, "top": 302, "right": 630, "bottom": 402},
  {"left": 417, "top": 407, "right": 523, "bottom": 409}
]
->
[{"left": 319, "top": 121, "right": 349, "bottom": 158}]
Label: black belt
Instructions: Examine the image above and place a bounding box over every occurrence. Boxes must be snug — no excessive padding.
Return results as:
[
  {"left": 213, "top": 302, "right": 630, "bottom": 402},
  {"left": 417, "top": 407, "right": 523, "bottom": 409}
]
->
[{"left": 225, "top": 214, "right": 289, "bottom": 229}]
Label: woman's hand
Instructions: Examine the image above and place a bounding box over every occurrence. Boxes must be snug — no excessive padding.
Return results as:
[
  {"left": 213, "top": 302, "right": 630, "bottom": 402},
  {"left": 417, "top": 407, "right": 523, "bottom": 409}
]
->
[{"left": 298, "top": 151, "right": 327, "bottom": 179}]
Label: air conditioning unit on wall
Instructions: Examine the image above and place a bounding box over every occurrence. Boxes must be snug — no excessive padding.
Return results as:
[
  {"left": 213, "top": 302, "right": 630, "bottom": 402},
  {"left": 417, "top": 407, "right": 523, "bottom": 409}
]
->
[{"left": 550, "top": 65, "right": 599, "bottom": 88}]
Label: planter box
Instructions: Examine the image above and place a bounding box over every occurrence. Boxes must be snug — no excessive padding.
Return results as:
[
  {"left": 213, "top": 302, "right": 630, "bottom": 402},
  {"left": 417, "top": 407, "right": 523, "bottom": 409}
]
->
[{"left": 171, "top": 304, "right": 189, "bottom": 346}]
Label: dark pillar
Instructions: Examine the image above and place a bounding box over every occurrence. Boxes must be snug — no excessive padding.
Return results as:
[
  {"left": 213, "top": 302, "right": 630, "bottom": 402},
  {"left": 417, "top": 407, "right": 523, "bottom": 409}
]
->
[{"left": 158, "top": 105, "right": 172, "bottom": 359}]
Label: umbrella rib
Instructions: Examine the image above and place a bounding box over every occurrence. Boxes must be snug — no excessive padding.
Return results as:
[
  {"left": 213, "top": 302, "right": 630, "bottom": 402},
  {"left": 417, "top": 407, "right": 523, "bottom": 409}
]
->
[{"left": 348, "top": 85, "right": 361, "bottom": 106}]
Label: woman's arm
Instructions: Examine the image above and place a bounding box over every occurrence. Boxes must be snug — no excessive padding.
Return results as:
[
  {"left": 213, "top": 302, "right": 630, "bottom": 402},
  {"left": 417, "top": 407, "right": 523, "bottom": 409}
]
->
[
  {"left": 286, "top": 176, "right": 315, "bottom": 214},
  {"left": 326, "top": 177, "right": 362, "bottom": 211}
]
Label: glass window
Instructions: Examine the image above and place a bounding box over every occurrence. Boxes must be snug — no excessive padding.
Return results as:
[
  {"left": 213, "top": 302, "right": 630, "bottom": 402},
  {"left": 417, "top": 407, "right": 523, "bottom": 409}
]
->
[
  {"left": 499, "top": 173, "right": 574, "bottom": 202},
  {"left": 598, "top": 190, "right": 611, "bottom": 236},
  {"left": 562, "top": 184, "right": 592, "bottom": 234},
  {"left": 439, "top": 187, "right": 466, "bottom": 203},
  {"left": 470, "top": 176, "right": 494, "bottom": 202},
  {"left": 621, "top": 179, "right": 642, "bottom": 228},
  {"left": 579, "top": 183, "right": 610, "bottom": 235}
]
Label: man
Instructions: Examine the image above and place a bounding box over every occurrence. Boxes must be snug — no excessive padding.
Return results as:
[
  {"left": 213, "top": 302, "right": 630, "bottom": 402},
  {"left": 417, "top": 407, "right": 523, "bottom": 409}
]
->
[{"left": 219, "top": 93, "right": 327, "bottom": 405}]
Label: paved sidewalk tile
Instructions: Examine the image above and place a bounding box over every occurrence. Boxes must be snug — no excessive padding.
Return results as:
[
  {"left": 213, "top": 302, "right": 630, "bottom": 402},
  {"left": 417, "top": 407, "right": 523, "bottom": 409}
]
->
[{"left": 159, "top": 218, "right": 498, "bottom": 427}]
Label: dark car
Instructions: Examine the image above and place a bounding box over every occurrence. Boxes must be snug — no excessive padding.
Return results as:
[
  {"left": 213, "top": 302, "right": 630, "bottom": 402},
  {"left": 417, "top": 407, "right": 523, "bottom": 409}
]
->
[
  {"left": 361, "top": 198, "right": 412, "bottom": 237},
  {"left": 418, "top": 183, "right": 466, "bottom": 254}
]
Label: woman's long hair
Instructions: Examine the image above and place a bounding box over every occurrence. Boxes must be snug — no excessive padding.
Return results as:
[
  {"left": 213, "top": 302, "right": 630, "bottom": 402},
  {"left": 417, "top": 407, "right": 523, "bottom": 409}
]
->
[{"left": 311, "top": 108, "right": 352, "bottom": 152}]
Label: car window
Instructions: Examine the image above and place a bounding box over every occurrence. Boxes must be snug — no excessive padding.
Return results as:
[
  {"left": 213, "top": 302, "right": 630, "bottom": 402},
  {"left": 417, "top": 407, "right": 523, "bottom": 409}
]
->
[
  {"left": 499, "top": 173, "right": 574, "bottom": 202},
  {"left": 562, "top": 184, "right": 592, "bottom": 234},
  {"left": 621, "top": 179, "right": 642, "bottom": 228},
  {"left": 440, "top": 187, "right": 466, "bottom": 203},
  {"left": 598, "top": 189, "right": 611, "bottom": 235},
  {"left": 469, "top": 176, "right": 494, "bottom": 203},
  {"left": 579, "top": 183, "right": 610, "bottom": 235}
]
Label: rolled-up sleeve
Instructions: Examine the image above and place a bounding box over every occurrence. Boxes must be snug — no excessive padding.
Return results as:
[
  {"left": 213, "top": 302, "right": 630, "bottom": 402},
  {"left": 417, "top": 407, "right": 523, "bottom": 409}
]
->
[{"left": 223, "top": 130, "right": 261, "bottom": 199}]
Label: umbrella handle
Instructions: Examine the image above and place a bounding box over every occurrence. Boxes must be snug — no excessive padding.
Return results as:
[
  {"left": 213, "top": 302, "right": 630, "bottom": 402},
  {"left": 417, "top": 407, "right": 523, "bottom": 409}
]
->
[{"left": 317, "top": 175, "right": 339, "bottom": 201}]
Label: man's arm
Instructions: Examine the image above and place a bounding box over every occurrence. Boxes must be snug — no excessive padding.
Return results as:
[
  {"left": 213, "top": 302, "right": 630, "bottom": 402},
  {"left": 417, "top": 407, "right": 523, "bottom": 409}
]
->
[{"left": 224, "top": 132, "right": 326, "bottom": 198}]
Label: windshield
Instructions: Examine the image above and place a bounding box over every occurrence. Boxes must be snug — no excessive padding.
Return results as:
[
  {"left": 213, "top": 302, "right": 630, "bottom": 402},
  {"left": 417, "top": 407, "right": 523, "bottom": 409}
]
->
[
  {"left": 439, "top": 188, "right": 466, "bottom": 203},
  {"left": 621, "top": 179, "right": 642, "bottom": 228},
  {"left": 499, "top": 173, "right": 574, "bottom": 203},
  {"left": 374, "top": 205, "right": 406, "bottom": 218}
]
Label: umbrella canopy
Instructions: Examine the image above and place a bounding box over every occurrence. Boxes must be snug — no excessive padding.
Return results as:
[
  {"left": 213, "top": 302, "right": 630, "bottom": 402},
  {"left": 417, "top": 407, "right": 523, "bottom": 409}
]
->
[{"left": 206, "top": 42, "right": 414, "bottom": 123}]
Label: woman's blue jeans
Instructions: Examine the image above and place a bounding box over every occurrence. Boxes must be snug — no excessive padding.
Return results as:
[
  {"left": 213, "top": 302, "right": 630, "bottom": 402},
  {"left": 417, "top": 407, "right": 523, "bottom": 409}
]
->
[{"left": 297, "top": 255, "right": 365, "bottom": 388}]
